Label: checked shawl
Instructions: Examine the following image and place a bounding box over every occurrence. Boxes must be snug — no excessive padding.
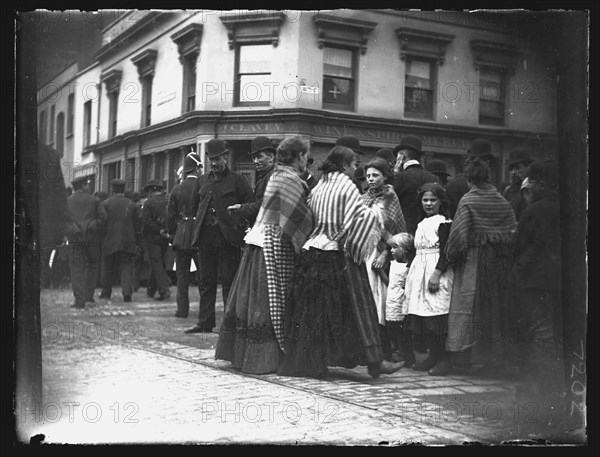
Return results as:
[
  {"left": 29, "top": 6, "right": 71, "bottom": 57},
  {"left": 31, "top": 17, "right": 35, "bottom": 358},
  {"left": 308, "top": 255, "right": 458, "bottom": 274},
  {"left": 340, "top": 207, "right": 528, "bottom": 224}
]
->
[
  {"left": 445, "top": 183, "right": 517, "bottom": 262},
  {"left": 362, "top": 184, "right": 406, "bottom": 244},
  {"left": 256, "top": 164, "right": 313, "bottom": 349}
]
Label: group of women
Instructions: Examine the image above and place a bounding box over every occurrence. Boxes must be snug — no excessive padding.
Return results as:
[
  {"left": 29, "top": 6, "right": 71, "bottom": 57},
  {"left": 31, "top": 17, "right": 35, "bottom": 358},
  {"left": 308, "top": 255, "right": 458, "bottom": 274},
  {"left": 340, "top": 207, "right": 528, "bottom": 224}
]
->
[{"left": 215, "top": 137, "right": 518, "bottom": 381}]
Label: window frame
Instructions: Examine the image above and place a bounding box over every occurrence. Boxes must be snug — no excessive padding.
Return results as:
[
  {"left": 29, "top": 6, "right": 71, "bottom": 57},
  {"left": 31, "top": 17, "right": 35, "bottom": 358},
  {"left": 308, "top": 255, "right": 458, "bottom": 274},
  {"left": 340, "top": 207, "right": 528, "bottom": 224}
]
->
[
  {"left": 49, "top": 105, "right": 55, "bottom": 146},
  {"left": 83, "top": 100, "right": 92, "bottom": 147},
  {"left": 478, "top": 65, "right": 506, "bottom": 126},
  {"left": 141, "top": 75, "right": 153, "bottom": 127},
  {"left": 108, "top": 90, "right": 119, "bottom": 138},
  {"left": 67, "top": 93, "right": 74, "bottom": 137},
  {"left": 403, "top": 56, "right": 436, "bottom": 120},
  {"left": 322, "top": 44, "right": 357, "bottom": 112},
  {"left": 182, "top": 52, "right": 197, "bottom": 113},
  {"left": 234, "top": 43, "right": 273, "bottom": 107}
]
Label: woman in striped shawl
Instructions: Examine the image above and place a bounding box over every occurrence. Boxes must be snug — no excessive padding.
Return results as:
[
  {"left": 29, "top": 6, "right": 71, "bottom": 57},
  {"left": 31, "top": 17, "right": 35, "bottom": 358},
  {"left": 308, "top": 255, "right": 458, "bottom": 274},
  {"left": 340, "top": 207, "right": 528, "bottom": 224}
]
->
[
  {"left": 215, "top": 136, "right": 313, "bottom": 374},
  {"left": 444, "top": 158, "right": 517, "bottom": 373},
  {"left": 278, "top": 146, "right": 405, "bottom": 379}
]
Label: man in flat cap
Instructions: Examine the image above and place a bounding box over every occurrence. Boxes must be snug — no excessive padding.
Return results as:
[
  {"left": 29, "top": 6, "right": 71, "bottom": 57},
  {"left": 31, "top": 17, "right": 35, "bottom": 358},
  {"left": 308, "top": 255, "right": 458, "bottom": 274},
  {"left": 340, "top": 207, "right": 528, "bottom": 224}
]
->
[
  {"left": 141, "top": 179, "right": 171, "bottom": 301},
  {"left": 167, "top": 152, "right": 202, "bottom": 318},
  {"left": 227, "top": 136, "right": 275, "bottom": 226},
  {"left": 186, "top": 138, "right": 254, "bottom": 333},
  {"left": 99, "top": 179, "right": 140, "bottom": 302},
  {"left": 66, "top": 176, "right": 107, "bottom": 308},
  {"left": 503, "top": 147, "right": 533, "bottom": 220},
  {"left": 392, "top": 135, "right": 439, "bottom": 234}
]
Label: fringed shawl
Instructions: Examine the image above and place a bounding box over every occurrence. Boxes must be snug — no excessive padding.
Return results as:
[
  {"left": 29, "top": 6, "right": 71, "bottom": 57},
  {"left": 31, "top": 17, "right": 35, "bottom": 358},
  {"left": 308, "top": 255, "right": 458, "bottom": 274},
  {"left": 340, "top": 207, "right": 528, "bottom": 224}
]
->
[
  {"left": 445, "top": 183, "right": 517, "bottom": 262},
  {"left": 362, "top": 184, "right": 406, "bottom": 243},
  {"left": 257, "top": 164, "right": 313, "bottom": 253}
]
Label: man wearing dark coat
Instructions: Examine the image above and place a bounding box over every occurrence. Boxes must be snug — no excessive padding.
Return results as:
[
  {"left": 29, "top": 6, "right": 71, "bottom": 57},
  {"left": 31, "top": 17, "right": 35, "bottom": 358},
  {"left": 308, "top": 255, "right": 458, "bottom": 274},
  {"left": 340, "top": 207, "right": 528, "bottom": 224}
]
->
[
  {"left": 503, "top": 147, "right": 533, "bottom": 221},
  {"left": 99, "top": 179, "right": 140, "bottom": 302},
  {"left": 185, "top": 138, "right": 254, "bottom": 333},
  {"left": 510, "top": 161, "right": 563, "bottom": 402},
  {"left": 167, "top": 152, "right": 202, "bottom": 318},
  {"left": 141, "top": 179, "right": 171, "bottom": 301},
  {"left": 227, "top": 136, "right": 275, "bottom": 226},
  {"left": 66, "top": 176, "right": 107, "bottom": 308},
  {"left": 392, "top": 135, "right": 439, "bottom": 234}
]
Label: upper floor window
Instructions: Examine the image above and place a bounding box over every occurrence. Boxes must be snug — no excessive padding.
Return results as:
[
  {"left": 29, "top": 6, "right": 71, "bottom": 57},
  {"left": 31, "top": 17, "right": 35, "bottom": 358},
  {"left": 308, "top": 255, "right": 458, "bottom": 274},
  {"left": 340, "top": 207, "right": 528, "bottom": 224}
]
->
[
  {"left": 235, "top": 44, "right": 272, "bottom": 106},
  {"left": 141, "top": 75, "right": 153, "bottom": 127},
  {"left": 171, "top": 24, "right": 202, "bottom": 114},
  {"left": 49, "top": 105, "right": 55, "bottom": 146},
  {"left": 404, "top": 59, "right": 435, "bottom": 119},
  {"left": 132, "top": 49, "right": 158, "bottom": 124},
  {"left": 322, "top": 46, "right": 356, "bottom": 111},
  {"left": 67, "top": 93, "right": 74, "bottom": 136},
  {"left": 56, "top": 112, "right": 65, "bottom": 156},
  {"left": 182, "top": 53, "right": 197, "bottom": 112},
  {"left": 479, "top": 67, "right": 505, "bottom": 126},
  {"left": 39, "top": 110, "right": 47, "bottom": 144},
  {"left": 109, "top": 91, "right": 119, "bottom": 138},
  {"left": 83, "top": 100, "right": 92, "bottom": 147}
]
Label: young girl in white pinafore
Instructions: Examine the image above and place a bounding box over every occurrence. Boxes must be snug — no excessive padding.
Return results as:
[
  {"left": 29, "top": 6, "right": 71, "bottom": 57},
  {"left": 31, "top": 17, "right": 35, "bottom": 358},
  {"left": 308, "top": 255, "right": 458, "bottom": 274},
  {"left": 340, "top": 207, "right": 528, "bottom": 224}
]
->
[{"left": 404, "top": 182, "right": 454, "bottom": 376}]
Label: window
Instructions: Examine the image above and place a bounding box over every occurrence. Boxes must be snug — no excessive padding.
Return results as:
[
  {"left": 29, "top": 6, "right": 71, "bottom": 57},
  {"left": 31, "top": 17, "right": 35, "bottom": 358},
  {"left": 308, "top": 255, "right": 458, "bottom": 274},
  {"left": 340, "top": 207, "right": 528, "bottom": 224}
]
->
[
  {"left": 109, "top": 91, "right": 119, "bottom": 138},
  {"left": 182, "top": 53, "right": 197, "bottom": 112},
  {"left": 104, "top": 162, "right": 121, "bottom": 191},
  {"left": 125, "top": 158, "right": 136, "bottom": 192},
  {"left": 39, "top": 110, "right": 47, "bottom": 144},
  {"left": 404, "top": 59, "right": 434, "bottom": 119},
  {"left": 141, "top": 155, "right": 153, "bottom": 188},
  {"left": 67, "top": 93, "right": 74, "bottom": 136},
  {"left": 49, "top": 105, "right": 55, "bottom": 145},
  {"left": 83, "top": 101, "right": 92, "bottom": 147},
  {"left": 56, "top": 112, "right": 65, "bottom": 156},
  {"left": 235, "top": 44, "right": 272, "bottom": 106},
  {"left": 479, "top": 67, "right": 505, "bottom": 126},
  {"left": 141, "top": 75, "right": 153, "bottom": 127},
  {"left": 322, "top": 46, "right": 355, "bottom": 111}
]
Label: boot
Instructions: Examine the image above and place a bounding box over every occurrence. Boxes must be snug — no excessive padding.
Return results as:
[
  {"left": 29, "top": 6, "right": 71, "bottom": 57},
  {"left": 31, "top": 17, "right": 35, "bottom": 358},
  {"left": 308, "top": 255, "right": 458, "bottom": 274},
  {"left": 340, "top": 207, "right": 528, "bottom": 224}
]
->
[
  {"left": 368, "top": 360, "right": 405, "bottom": 379},
  {"left": 428, "top": 336, "right": 451, "bottom": 376}
]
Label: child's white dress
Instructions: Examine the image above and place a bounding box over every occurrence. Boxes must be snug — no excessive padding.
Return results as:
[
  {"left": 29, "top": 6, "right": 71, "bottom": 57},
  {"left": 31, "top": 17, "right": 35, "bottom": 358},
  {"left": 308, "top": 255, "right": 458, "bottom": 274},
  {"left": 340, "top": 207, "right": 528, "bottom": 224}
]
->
[{"left": 386, "top": 260, "right": 408, "bottom": 322}]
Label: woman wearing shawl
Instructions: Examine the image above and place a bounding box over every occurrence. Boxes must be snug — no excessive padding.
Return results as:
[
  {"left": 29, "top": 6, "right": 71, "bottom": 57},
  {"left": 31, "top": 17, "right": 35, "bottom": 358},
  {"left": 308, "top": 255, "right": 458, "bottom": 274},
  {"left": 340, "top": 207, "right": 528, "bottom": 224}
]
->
[
  {"left": 445, "top": 158, "right": 517, "bottom": 372},
  {"left": 215, "top": 136, "right": 313, "bottom": 374},
  {"left": 278, "top": 146, "right": 405, "bottom": 379},
  {"left": 362, "top": 158, "right": 406, "bottom": 360}
]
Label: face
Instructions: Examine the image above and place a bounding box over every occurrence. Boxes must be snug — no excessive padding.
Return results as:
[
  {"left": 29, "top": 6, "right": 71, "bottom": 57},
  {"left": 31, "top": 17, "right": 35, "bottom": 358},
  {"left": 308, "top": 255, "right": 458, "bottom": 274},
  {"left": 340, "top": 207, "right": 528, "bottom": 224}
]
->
[
  {"left": 252, "top": 151, "right": 274, "bottom": 172},
  {"left": 209, "top": 153, "right": 228, "bottom": 174},
  {"left": 297, "top": 152, "right": 308, "bottom": 174},
  {"left": 510, "top": 162, "right": 528, "bottom": 181},
  {"left": 421, "top": 191, "right": 441, "bottom": 216},
  {"left": 366, "top": 167, "right": 385, "bottom": 190},
  {"left": 390, "top": 243, "right": 405, "bottom": 262},
  {"left": 344, "top": 158, "right": 357, "bottom": 179}
]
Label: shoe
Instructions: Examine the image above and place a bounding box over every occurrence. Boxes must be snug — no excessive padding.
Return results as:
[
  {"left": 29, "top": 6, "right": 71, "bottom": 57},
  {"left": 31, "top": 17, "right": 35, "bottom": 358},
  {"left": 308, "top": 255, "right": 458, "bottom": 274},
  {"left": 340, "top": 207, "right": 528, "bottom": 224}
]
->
[
  {"left": 86, "top": 298, "right": 96, "bottom": 303},
  {"left": 70, "top": 303, "right": 85, "bottom": 309},
  {"left": 368, "top": 360, "right": 405, "bottom": 379},
  {"left": 156, "top": 289, "right": 171, "bottom": 301},
  {"left": 413, "top": 357, "right": 436, "bottom": 372},
  {"left": 123, "top": 295, "right": 132, "bottom": 302},
  {"left": 184, "top": 325, "right": 213, "bottom": 334},
  {"left": 428, "top": 359, "right": 451, "bottom": 376},
  {"left": 98, "top": 293, "right": 110, "bottom": 299},
  {"left": 174, "top": 312, "right": 189, "bottom": 318},
  {"left": 147, "top": 289, "right": 156, "bottom": 298}
]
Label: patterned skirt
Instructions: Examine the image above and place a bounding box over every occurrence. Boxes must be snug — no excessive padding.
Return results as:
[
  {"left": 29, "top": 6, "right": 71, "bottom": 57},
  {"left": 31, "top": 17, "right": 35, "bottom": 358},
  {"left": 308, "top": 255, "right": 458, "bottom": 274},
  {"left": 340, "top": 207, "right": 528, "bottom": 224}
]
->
[
  {"left": 215, "top": 245, "right": 282, "bottom": 374},
  {"left": 277, "top": 248, "right": 384, "bottom": 378}
]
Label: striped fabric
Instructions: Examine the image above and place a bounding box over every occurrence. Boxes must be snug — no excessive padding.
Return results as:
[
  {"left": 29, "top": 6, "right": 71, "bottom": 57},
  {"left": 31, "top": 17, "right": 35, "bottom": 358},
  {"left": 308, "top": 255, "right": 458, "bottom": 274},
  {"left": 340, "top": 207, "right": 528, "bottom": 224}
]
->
[
  {"left": 304, "top": 172, "right": 381, "bottom": 264},
  {"left": 446, "top": 183, "right": 517, "bottom": 262}
]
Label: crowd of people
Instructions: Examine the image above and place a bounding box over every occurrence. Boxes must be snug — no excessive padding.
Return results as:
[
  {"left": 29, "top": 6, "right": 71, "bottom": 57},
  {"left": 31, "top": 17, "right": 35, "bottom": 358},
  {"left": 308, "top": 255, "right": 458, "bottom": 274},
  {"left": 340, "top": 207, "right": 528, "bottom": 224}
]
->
[{"left": 45, "top": 132, "right": 564, "bottom": 396}]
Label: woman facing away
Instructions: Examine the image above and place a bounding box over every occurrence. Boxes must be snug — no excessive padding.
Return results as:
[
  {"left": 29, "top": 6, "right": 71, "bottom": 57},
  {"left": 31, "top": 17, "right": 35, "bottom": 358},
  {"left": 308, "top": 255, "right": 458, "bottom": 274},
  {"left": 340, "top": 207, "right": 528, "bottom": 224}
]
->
[
  {"left": 215, "top": 136, "right": 314, "bottom": 374},
  {"left": 278, "top": 146, "right": 405, "bottom": 379},
  {"left": 404, "top": 182, "right": 454, "bottom": 376},
  {"left": 362, "top": 157, "right": 406, "bottom": 360},
  {"left": 444, "top": 158, "right": 517, "bottom": 373}
]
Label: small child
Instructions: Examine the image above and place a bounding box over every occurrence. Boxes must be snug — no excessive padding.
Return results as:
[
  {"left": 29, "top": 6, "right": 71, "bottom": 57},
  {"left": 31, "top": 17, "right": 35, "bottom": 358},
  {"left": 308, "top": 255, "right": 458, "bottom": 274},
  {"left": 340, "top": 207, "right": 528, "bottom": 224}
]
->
[{"left": 385, "top": 233, "right": 416, "bottom": 367}]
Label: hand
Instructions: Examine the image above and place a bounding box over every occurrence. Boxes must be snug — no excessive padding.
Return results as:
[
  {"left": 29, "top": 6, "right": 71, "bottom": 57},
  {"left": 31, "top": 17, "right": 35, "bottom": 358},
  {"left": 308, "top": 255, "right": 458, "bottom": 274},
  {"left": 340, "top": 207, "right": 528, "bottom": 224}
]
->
[
  {"left": 227, "top": 204, "right": 241, "bottom": 214},
  {"left": 428, "top": 270, "right": 442, "bottom": 293},
  {"left": 371, "top": 250, "right": 388, "bottom": 270}
]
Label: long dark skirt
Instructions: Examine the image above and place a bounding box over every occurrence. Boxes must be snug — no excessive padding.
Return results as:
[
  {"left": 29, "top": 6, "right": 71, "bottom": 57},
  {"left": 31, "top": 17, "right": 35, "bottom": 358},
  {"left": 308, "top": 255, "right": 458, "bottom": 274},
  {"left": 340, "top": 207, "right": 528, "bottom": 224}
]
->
[
  {"left": 277, "top": 248, "right": 384, "bottom": 378},
  {"left": 215, "top": 245, "right": 282, "bottom": 374}
]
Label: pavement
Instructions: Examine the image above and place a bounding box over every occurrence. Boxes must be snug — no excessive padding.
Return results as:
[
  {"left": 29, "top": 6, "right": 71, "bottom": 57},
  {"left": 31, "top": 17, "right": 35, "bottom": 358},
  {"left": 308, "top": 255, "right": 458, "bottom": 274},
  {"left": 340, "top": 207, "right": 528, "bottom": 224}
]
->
[{"left": 13, "top": 285, "right": 587, "bottom": 446}]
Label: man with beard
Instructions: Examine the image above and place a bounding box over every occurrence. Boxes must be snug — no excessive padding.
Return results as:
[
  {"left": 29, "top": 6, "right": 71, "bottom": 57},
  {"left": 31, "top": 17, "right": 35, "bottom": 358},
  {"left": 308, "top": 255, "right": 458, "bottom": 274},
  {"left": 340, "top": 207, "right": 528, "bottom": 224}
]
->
[{"left": 185, "top": 139, "right": 254, "bottom": 333}]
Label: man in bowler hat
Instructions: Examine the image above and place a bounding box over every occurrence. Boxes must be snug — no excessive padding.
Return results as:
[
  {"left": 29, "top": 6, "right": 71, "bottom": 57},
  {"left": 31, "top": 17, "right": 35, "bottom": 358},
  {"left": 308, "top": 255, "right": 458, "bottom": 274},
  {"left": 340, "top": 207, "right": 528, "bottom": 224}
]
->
[
  {"left": 426, "top": 159, "right": 451, "bottom": 187},
  {"left": 141, "top": 179, "right": 172, "bottom": 301},
  {"left": 66, "top": 176, "right": 107, "bottom": 308},
  {"left": 227, "top": 136, "right": 276, "bottom": 226},
  {"left": 503, "top": 147, "right": 533, "bottom": 220},
  {"left": 392, "top": 135, "right": 439, "bottom": 234},
  {"left": 186, "top": 138, "right": 254, "bottom": 333},
  {"left": 99, "top": 179, "right": 140, "bottom": 302},
  {"left": 167, "top": 152, "right": 202, "bottom": 317}
]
